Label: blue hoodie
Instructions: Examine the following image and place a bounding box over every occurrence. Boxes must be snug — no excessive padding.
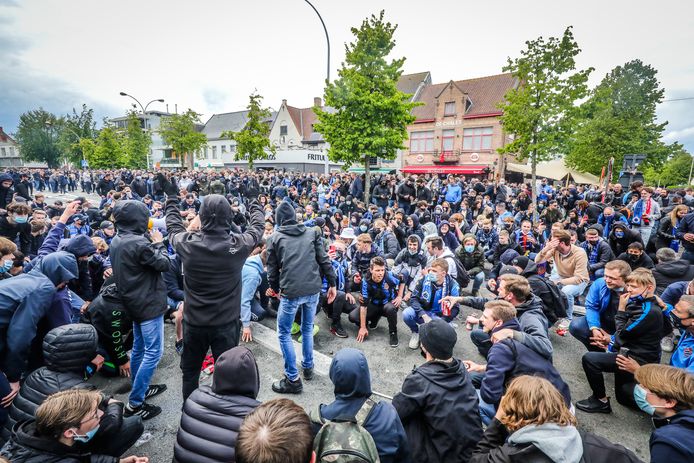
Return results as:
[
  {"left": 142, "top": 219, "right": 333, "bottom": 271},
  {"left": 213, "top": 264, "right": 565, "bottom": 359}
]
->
[
  {"left": 444, "top": 183, "right": 462, "bottom": 204},
  {"left": 240, "top": 254, "right": 264, "bottom": 327},
  {"left": 318, "top": 349, "right": 410, "bottom": 463}
]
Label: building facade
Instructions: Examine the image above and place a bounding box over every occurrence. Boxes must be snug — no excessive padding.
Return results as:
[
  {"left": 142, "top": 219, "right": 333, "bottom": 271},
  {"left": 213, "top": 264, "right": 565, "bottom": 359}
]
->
[
  {"left": 0, "top": 127, "right": 22, "bottom": 168},
  {"left": 110, "top": 111, "right": 173, "bottom": 168},
  {"left": 400, "top": 73, "right": 518, "bottom": 177}
]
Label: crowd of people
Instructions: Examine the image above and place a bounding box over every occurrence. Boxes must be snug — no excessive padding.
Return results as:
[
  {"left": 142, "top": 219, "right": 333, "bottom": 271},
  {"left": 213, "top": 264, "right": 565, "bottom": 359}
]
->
[{"left": 0, "top": 166, "right": 692, "bottom": 463}]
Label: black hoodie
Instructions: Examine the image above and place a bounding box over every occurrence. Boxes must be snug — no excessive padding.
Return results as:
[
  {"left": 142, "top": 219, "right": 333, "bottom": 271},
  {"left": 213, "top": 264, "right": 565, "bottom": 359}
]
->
[
  {"left": 174, "top": 346, "right": 261, "bottom": 463},
  {"left": 653, "top": 259, "right": 694, "bottom": 294},
  {"left": 165, "top": 194, "right": 264, "bottom": 327}
]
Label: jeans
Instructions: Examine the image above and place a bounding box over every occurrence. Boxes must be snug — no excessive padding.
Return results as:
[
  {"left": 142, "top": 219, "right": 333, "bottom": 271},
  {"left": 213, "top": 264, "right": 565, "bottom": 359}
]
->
[
  {"left": 638, "top": 226, "right": 653, "bottom": 245},
  {"left": 581, "top": 352, "right": 637, "bottom": 407},
  {"left": 569, "top": 316, "right": 615, "bottom": 352},
  {"left": 471, "top": 271, "right": 485, "bottom": 294},
  {"left": 591, "top": 268, "right": 605, "bottom": 280},
  {"left": 476, "top": 389, "right": 496, "bottom": 426},
  {"left": 83, "top": 415, "right": 143, "bottom": 457},
  {"left": 129, "top": 316, "right": 164, "bottom": 407},
  {"left": 181, "top": 320, "right": 240, "bottom": 401},
  {"left": 560, "top": 281, "right": 588, "bottom": 320},
  {"left": 402, "top": 306, "right": 459, "bottom": 333},
  {"left": 470, "top": 329, "right": 492, "bottom": 358},
  {"left": 277, "top": 293, "right": 319, "bottom": 381}
]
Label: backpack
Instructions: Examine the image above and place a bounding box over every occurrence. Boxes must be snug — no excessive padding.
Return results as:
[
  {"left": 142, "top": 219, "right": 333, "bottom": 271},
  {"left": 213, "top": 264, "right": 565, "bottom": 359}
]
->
[
  {"left": 310, "top": 398, "right": 381, "bottom": 463},
  {"left": 449, "top": 254, "right": 471, "bottom": 289},
  {"left": 534, "top": 276, "right": 569, "bottom": 322}
]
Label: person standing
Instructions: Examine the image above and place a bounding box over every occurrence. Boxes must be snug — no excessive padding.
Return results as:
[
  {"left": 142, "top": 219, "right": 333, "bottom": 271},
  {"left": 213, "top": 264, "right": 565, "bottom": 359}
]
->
[
  {"left": 165, "top": 182, "right": 264, "bottom": 402},
  {"left": 267, "top": 200, "right": 336, "bottom": 394},
  {"left": 111, "top": 200, "right": 170, "bottom": 420}
]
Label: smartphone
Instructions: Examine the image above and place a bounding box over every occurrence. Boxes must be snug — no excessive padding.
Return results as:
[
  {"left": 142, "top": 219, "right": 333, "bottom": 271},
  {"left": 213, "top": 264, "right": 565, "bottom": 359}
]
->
[
  {"left": 619, "top": 347, "right": 630, "bottom": 358},
  {"left": 329, "top": 244, "right": 336, "bottom": 254}
]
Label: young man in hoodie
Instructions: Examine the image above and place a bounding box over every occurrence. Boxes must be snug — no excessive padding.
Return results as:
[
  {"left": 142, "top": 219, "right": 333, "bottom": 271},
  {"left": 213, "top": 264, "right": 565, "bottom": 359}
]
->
[
  {"left": 393, "top": 318, "right": 483, "bottom": 463},
  {"left": 267, "top": 200, "right": 337, "bottom": 394}
]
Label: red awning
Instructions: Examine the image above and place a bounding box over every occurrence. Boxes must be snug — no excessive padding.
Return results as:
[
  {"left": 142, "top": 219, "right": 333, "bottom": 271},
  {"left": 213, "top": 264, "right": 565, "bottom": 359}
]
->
[{"left": 401, "top": 165, "right": 489, "bottom": 175}]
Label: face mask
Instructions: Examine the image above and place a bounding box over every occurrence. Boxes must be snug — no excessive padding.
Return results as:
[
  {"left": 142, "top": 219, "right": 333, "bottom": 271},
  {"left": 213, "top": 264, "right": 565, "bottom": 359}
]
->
[
  {"left": 336, "top": 250, "right": 345, "bottom": 260},
  {"left": 464, "top": 245, "right": 475, "bottom": 253},
  {"left": 72, "top": 424, "right": 100, "bottom": 443},
  {"left": 629, "top": 254, "right": 640, "bottom": 262},
  {"left": 359, "top": 225, "right": 368, "bottom": 233},
  {"left": 408, "top": 248, "right": 418, "bottom": 255},
  {"left": 633, "top": 385, "right": 669, "bottom": 416},
  {"left": 669, "top": 312, "right": 687, "bottom": 329},
  {"left": 615, "top": 231, "right": 625, "bottom": 239},
  {"left": 13, "top": 215, "right": 28, "bottom": 224},
  {"left": 0, "top": 259, "right": 12, "bottom": 273}
]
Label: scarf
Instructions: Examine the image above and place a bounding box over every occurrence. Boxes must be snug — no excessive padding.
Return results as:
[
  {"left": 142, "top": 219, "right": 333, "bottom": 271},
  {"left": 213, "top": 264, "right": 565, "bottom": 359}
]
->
[
  {"left": 581, "top": 241, "right": 600, "bottom": 265},
  {"left": 420, "top": 274, "right": 448, "bottom": 312},
  {"left": 633, "top": 198, "right": 652, "bottom": 225}
]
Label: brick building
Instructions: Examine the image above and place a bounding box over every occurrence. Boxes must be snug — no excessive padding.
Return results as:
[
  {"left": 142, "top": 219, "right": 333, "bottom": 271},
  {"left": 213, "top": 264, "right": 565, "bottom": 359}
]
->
[{"left": 400, "top": 73, "right": 519, "bottom": 177}]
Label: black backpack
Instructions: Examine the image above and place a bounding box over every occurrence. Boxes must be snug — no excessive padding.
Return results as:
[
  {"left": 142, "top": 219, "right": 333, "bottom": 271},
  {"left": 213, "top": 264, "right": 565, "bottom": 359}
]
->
[
  {"left": 534, "top": 276, "right": 569, "bottom": 322},
  {"left": 450, "top": 254, "right": 471, "bottom": 289}
]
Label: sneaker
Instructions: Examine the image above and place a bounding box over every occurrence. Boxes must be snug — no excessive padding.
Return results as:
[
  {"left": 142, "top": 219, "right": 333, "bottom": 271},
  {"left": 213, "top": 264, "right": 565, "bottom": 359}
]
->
[
  {"left": 389, "top": 332, "right": 399, "bottom": 348},
  {"left": 303, "top": 368, "right": 314, "bottom": 381},
  {"left": 144, "top": 384, "right": 167, "bottom": 400},
  {"left": 408, "top": 332, "right": 420, "bottom": 349},
  {"left": 368, "top": 320, "right": 379, "bottom": 329},
  {"left": 298, "top": 325, "right": 319, "bottom": 343},
  {"left": 272, "top": 376, "right": 303, "bottom": 394},
  {"left": 330, "top": 323, "right": 348, "bottom": 338},
  {"left": 175, "top": 339, "right": 184, "bottom": 355},
  {"left": 661, "top": 334, "right": 675, "bottom": 353},
  {"left": 124, "top": 402, "right": 162, "bottom": 420},
  {"left": 575, "top": 395, "right": 612, "bottom": 414},
  {"left": 291, "top": 322, "right": 301, "bottom": 335}
]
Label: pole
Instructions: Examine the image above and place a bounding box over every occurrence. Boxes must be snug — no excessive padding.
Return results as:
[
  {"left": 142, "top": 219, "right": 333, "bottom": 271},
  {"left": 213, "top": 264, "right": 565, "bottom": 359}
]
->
[
  {"left": 120, "top": 93, "right": 164, "bottom": 169},
  {"left": 304, "top": 0, "right": 331, "bottom": 175},
  {"left": 689, "top": 155, "right": 694, "bottom": 186}
]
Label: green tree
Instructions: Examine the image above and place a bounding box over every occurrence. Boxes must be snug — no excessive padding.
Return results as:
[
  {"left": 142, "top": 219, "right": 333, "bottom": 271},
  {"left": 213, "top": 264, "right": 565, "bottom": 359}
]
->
[
  {"left": 159, "top": 109, "right": 207, "bottom": 169},
  {"left": 643, "top": 145, "right": 692, "bottom": 187},
  {"left": 498, "top": 26, "right": 593, "bottom": 216},
  {"left": 566, "top": 60, "right": 677, "bottom": 177},
  {"left": 314, "top": 10, "right": 418, "bottom": 204},
  {"left": 15, "top": 109, "right": 64, "bottom": 168},
  {"left": 122, "top": 111, "right": 152, "bottom": 169},
  {"left": 221, "top": 91, "right": 275, "bottom": 169},
  {"left": 58, "top": 104, "right": 97, "bottom": 167},
  {"left": 80, "top": 125, "right": 127, "bottom": 169}
]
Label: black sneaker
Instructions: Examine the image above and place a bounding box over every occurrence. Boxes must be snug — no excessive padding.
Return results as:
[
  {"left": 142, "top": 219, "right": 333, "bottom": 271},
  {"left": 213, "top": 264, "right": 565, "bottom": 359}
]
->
[
  {"left": 368, "top": 320, "right": 379, "bottom": 329},
  {"left": 145, "top": 384, "right": 167, "bottom": 400},
  {"left": 389, "top": 332, "right": 399, "bottom": 348},
  {"left": 575, "top": 395, "right": 612, "bottom": 414},
  {"left": 303, "top": 368, "right": 314, "bottom": 381},
  {"left": 330, "top": 323, "right": 348, "bottom": 338},
  {"left": 124, "top": 402, "right": 161, "bottom": 420},
  {"left": 272, "top": 376, "right": 303, "bottom": 394},
  {"left": 175, "top": 339, "right": 184, "bottom": 355}
]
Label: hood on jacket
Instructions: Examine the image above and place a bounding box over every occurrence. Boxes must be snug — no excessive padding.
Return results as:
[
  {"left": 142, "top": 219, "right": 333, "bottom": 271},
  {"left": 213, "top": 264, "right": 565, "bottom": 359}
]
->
[
  {"left": 656, "top": 259, "right": 693, "bottom": 277},
  {"left": 611, "top": 222, "right": 630, "bottom": 236},
  {"left": 422, "top": 222, "right": 438, "bottom": 238},
  {"left": 243, "top": 254, "right": 264, "bottom": 275},
  {"left": 212, "top": 346, "right": 260, "bottom": 398},
  {"left": 494, "top": 318, "right": 521, "bottom": 334},
  {"left": 60, "top": 235, "right": 96, "bottom": 258},
  {"left": 0, "top": 173, "right": 13, "bottom": 185},
  {"left": 518, "top": 258, "right": 539, "bottom": 277},
  {"left": 34, "top": 251, "right": 78, "bottom": 286},
  {"left": 409, "top": 213, "right": 420, "bottom": 228},
  {"left": 113, "top": 200, "right": 150, "bottom": 234},
  {"left": 407, "top": 234, "right": 422, "bottom": 252},
  {"left": 508, "top": 423, "right": 583, "bottom": 463},
  {"left": 199, "top": 194, "right": 233, "bottom": 234},
  {"left": 329, "top": 348, "right": 372, "bottom": 399},
  {"left": 587, "top": 223, "right": 604, "bottom": 237},
  {"left": 42, "top": 323, "right": 98, "bottom": 372},
  {"left": 415, "top": 358, "right": 470, "bottom": 391},
  {"left": 275, "top": 200, "right": 297, "bottom": 227},
  {"left": 516, "top": 295, "right": 546, "bottom": 318},
  {"left": 438, "top": 220, "right": 451, "bottom": 233}
]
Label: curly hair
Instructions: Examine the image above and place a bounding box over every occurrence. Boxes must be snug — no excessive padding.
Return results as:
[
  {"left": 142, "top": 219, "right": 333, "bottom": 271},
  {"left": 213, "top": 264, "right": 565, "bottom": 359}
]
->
[{"left": 499, "top": 376, "right": 576, "bottom": 433}]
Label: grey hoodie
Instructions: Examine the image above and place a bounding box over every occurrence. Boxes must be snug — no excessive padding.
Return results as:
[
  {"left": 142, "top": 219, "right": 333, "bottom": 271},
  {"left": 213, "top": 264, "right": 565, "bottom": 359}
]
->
[{"left": 508, "top": 423, "right": 583, "bottom": 463}]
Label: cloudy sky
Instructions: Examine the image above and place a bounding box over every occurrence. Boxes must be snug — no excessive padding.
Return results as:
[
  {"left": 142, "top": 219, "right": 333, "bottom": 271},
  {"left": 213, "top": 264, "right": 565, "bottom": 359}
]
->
[{"left": 1, "top": 0, "right": 693, "bottom": 152}]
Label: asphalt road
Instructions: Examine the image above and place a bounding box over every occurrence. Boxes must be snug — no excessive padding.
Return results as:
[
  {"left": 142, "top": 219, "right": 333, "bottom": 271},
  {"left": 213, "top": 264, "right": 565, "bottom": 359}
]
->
[{"left": 40, "top": 189, "right": 655, "bottom": 463}]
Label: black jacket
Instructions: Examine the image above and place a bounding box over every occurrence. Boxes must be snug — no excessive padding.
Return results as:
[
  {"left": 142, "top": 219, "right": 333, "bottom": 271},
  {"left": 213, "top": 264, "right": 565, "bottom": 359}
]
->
[
  {"left": 653, "top": 260, "right": 694, "bottom": 295},
  {"left": 95, "top": 178, "right": 115, "bottom": 197},
  {"left": 613, "top": 296, "right": 663, "bottom": 364},
  {"left": 0, "top": 216, "right": 31, "bottom": 255},
  {"left": 617, "top": 252, "right": 655, "bottom": 271},
  {"left": 3, "top": 324, "right": 97, "bottom": 443},
  {"left": 166, "top": 194, "right": 264, "bottom": 327},
  {"left": 164, "top": 254, "right": 185, "bottom": 303},
  {"left": 267, "top": 201, "right": 336, "bottom": 299},
  {"left": 15, "top": 180, "right": 32, "bottom": 201},
  {"left": 110, "top": 200, "right": 170, "bottom": 322},
  {"left": 392, "top": 359, "right": 483, "bottom": 463},
  {"left": 84, "top": 284, "right": 132, "bottom": 367},
  {"left": 609, "top": 223, "right": 643, "bottom": 257},
  {"left": 674, "top": 211, "right": 694, "bottom": 252}
]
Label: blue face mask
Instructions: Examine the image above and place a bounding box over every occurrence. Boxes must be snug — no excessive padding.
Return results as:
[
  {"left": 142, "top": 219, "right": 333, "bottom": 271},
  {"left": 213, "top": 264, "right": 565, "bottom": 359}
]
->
[
  {"left": 0, "top": 259, "right": 12, "bottom": 273},
  {"left": 633, "top": 385, "right": 668, "bottom": 416},
  {"left": 359, "top": 225, "right": 368, "bottom": 233},
  {"left": 72, "top": 424, "right": 100, "bottom": 443},
  {"left": 614, "top": 231, "right": 625, "bottom": 239},
  {"left": 464, "top": 245, "right": 475, "bottom": 253},
  {"left": 13, "top": 215, "right": 28, "bottom": 224}
]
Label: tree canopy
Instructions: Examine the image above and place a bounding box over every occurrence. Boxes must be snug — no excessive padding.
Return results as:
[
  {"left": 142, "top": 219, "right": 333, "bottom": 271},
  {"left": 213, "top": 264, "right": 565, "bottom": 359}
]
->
[
  {"left": 15, "top": 109, "right": 64, "bottom": 168},
  {"left": 123, "top": 111, "right": 152, "bottom": 169},
  {"left": 58, "top": 104, "right": 97, "bottom": 166},
  {"left": 159, "top": 110, "right": 207, "bottom": 169},
  {"left": 221, "top": 91, "right": 275, "bottom": 170}
]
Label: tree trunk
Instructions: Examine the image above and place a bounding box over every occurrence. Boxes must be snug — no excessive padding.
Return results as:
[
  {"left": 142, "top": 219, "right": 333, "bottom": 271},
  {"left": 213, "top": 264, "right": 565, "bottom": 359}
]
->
[
  {"left": 364, "top": 158, "right": 371, "bottom": 207},
  {"left": 531, "top": 153, "right": 538, "bottom": 223},
  {"left": 186, "top": 152, "right": 194, "bottom": 170}
]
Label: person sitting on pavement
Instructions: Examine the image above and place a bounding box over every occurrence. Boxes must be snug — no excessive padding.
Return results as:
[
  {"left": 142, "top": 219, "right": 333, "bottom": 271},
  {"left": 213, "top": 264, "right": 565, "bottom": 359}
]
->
[
  {"left": 581, "top": 226, "right": 614, "bottom": 281},
  {"left": 569, "top": 260, "right": 631, "bottom": 352},
  {"left": 319, "top": 240, "right": 357, "bottom": 339},
  {"left": 392, "top": 234, "right": 428, "bottom": 293},
  {"left": 488, "top": 230, "right": 522, "bottom": 266},
  {"left": 174, "top": 346, "right": 261, "bottom": 463},
  {"left": 240, "top": 245, "right": 270, "bottom": 344},
  {"left": 350, "top": 233, "right": 383, "bottom": 288},
  {"left": 403, "top": 258, "right": 460, "bottom": 350},
  {"left": 310, "top": 348, "right": 409, "bottom": 463},
  {"left": 653, "top": 248, "right": 694, "bottom": 295},
  {"left": 576, "top": 269, "right": 664, "bottom": 414},
  {"left": 463, "top": 300, "right": 571, "bottom": 426},
  {"left": 634, "top": 364, "right": 694, "bottom": 463},
  {"left": 455, "top": 233, "right": 486, "bottom": 296},
  {"left": 392, "top": 319, "right": 483, "bottom": 463},
  {"left": 0, "top": 388, "right": 148, "bottom": 463},
  {"left": 470, "top": 375, "right": 642, "bottom": 463},
  {"left": 608, "top": 221, "right": 643, "bottom": 259},
  {"left": 617, "top": 242, "right": 655, "bottom": 271},
  {"left": 373, "top": 218, "right": 400, "bottom": 261},
  {"left": 350, "top": 256, "right": 404, "bottom": 348}
]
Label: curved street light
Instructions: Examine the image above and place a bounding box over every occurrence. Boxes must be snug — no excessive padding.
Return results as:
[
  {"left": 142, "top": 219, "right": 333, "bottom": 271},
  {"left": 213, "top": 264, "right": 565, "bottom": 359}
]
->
[
  {"left": 119, "top": 92, "right": 165, "bottom": 168},
  {"left": 303, "top": 0, "right": 330, "bottom": 84}
]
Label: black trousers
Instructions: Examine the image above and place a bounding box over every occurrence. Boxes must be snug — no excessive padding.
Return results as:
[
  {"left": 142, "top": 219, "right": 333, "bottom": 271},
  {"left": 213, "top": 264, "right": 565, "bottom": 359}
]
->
[
  {"left": 348, "top": 302, "right": 398, "bottom": 333},
  {"left": 84, "top": 415, "right": 143, "bottom": 457},
  {"left": 320, "top": 291, "right": 358, "bottom": 325},
  {"left": 180, "top": 320, "right": 240, "bottom": 402},
  {"left": 581, "top": 352, "right": 637, "bottom": 407}
]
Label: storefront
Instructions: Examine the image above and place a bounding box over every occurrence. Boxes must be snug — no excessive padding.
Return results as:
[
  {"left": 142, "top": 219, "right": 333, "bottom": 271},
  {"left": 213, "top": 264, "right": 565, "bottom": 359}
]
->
[
  {"left": 401, "top": 165, "right": 490, "bottom": 177},
  {"left": 224, "top": 149, "right": 343, "bottom": 173}
]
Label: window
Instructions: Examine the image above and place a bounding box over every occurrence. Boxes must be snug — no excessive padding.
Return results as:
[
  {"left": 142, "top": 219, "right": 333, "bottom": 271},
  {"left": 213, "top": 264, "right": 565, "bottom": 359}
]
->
[
  {"left": 441, "top": 129, "right": 455, "bottom": 152},
  {"left": 10, "top": 147, "right": 15, "bottom": 156},
  {"left": 409, "top": 130, "right": 434, "bottom": 153},
  {"left": 221, "top": 145, "right": 227, "bottom": 153},
  {"left": 463, "top": 126, "right": 493, "bottom": 150},
  {"left": 0, "top": 148, "right": 5, "bottom": 157},
  {"left": 444, "top": 101, "right": 456, "bottom": 116},
  {"left": 212, "top": 146, "right": 217, "bottom": 159},
  {"left": 280, "top": 125, "right": 288, "bottom": 136},
  {"left": 230, "top": 144, "right": 236, "bottom": 152},
  {"left": 203, "top": 146, "right": 209, "bottom": 158}
]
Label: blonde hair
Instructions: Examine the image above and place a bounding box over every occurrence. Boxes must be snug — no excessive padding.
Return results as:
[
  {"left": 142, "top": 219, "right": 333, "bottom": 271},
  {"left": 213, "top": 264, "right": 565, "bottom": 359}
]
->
[
  {"left": 35, "top": 389, "right": 102, "bottom": 438},
  {"left": 431, "top": 258, "right": 449, "bottom": 272},
  {"left": 625, "top": 268, "right": 655, "bottom": 289},
  {"left": 0, "top": 237, "right": 17, "bottom": 256},
  {"left": 91, "top": 236, "right": 109, "bottom": 252},
  {"left": 499, "top": 376, "right": 576, "bottom": 432},
  {"left": 670, "top": 205, "right": 689, "bottom": 226},
  {"left": 356, "top": 233, "right": 372, "bottom": 244},
  {"left": 635, "top": 364, "right": 694, "bottom": 411},
  {"left": 484, "top": 300, "right": 516, "bottom": 322}
]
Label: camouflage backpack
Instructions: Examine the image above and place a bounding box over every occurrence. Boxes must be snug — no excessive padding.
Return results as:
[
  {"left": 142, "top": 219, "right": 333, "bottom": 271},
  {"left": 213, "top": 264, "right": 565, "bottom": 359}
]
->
[{"left": 310, "top": 397, "right": 381, "bottom": 463}]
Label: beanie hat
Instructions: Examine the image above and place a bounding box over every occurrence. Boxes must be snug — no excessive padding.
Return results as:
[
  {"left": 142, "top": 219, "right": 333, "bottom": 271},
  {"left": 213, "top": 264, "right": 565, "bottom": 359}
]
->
[
  {"left": 419, "top": 319, "right": 457, "bottom": 360},
  {"left": 500, "top": 248, "right": 520, "bottom": 265}
]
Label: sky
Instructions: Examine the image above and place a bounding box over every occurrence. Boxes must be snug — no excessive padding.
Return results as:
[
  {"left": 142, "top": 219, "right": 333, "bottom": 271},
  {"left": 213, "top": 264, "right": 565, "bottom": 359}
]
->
[{"left": 1, "top": 0, "right": 693, "bottom": 153}]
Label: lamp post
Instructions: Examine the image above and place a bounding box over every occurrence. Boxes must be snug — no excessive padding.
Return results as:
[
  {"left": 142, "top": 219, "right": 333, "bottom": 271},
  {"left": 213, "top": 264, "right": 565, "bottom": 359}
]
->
[
  {"left": 303, "top": 0, "right": 331, "bottom": 175},
  {"left": 119, "top": 92, "right": 165, "bottom": 168}
]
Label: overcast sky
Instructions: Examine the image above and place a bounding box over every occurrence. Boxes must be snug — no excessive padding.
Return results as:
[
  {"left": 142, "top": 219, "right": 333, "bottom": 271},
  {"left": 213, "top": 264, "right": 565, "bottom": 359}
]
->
[{"left": 2, "top": 0, "right": 693, "bottom": 153}]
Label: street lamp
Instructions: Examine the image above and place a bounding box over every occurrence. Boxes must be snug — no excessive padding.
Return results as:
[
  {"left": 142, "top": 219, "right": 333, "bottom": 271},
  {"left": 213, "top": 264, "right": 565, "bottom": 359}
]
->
[
  {"left": 119, "top": 92, "right": 165, "bottom": 168},
  {"left": 303, "top": 0, "right": 331, "bottom": 174}
]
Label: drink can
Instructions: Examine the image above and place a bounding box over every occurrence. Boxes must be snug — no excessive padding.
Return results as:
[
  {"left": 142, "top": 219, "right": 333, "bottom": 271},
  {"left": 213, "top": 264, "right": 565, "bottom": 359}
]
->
[{"left": 441, "top": 300, "right": 451, "bottom": 317}]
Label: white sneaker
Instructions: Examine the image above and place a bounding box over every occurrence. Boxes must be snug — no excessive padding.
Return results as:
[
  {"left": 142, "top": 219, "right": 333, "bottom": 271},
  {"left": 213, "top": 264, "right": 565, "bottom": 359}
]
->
[{"left": 408, "top": 332, "right": 420, "bottom": 349}]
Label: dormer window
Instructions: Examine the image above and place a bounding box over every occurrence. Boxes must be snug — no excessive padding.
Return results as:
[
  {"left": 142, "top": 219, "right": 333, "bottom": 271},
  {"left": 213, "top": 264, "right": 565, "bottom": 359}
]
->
[{"left": 444, "top": 101, "right": 456, "bottom": 116}]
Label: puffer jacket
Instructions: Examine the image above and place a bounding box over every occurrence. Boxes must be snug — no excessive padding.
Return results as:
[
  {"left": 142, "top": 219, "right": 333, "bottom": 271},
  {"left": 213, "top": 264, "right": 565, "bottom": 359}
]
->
[
  {"left": 174, "top": 346, "right": 261, "bottom": 463},
  {"left": 2, "top": 324, "right": 97, "bottom": 443}
]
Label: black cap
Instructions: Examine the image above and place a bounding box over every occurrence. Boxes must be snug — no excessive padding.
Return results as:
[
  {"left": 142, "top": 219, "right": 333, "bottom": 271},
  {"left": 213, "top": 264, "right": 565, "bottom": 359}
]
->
[
  {"left": 511, "top": 255, "right": 530, "bottom": 270},
  {"left": 100, "top": 220, "right": 115, "bottom": 230},
  {"left": 499, "top": 265, "right": 520, "bottom": 277},
  {"left": 419, "top": 318, "right": 457, "bottom": 360}
]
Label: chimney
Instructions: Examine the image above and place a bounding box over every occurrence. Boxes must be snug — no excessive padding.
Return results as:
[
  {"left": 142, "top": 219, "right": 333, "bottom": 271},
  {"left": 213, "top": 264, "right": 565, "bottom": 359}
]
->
[
  {"left": 282, "top": 99, "right": 287, "bottom": 106},
  {"left": 314, "top": 97, "right": 322, "bottom": 108}
]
